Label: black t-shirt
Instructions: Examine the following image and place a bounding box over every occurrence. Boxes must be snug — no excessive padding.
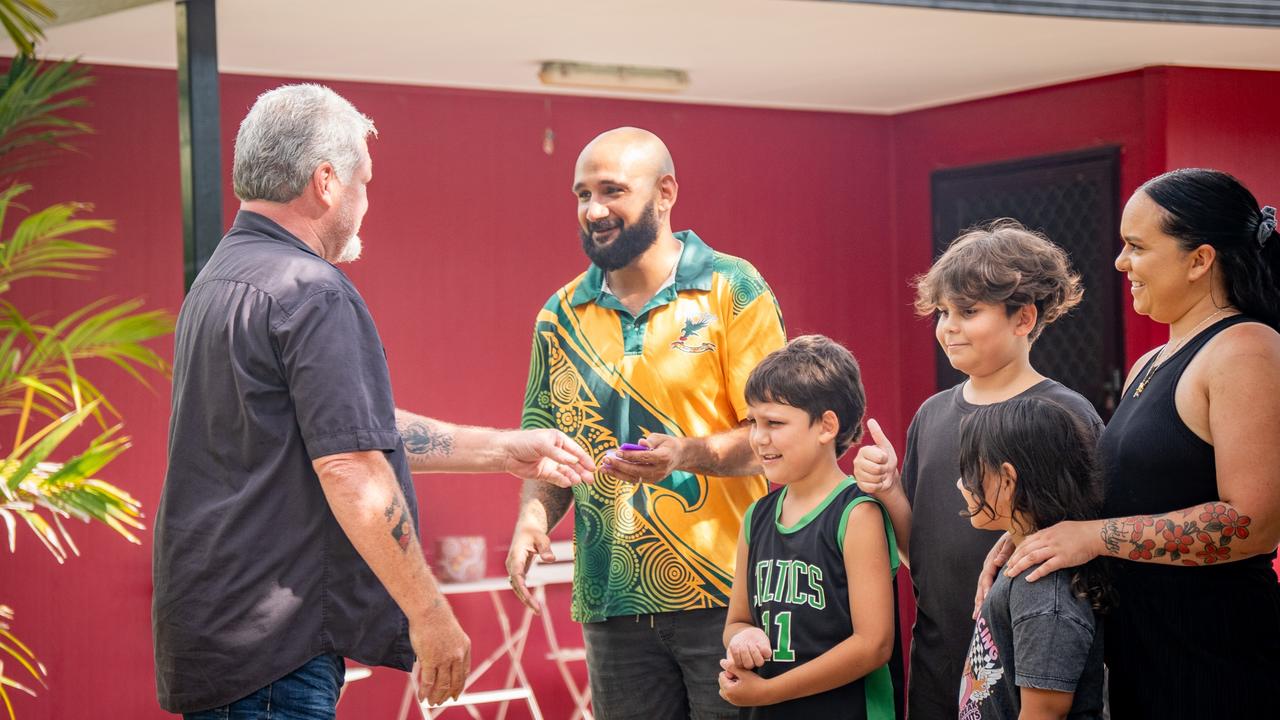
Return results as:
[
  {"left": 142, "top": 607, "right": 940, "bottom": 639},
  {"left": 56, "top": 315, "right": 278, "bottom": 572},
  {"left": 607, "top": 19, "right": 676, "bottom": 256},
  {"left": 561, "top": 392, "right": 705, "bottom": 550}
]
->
[
  {"left": 901, "top": 380, "right": 1102, "bottom": 720},
  {"left": 742, "top": 479, "right": 903, "bottom": 719},
  {"left": 153, "top": 211, "right": 415, "bottom": 713}
]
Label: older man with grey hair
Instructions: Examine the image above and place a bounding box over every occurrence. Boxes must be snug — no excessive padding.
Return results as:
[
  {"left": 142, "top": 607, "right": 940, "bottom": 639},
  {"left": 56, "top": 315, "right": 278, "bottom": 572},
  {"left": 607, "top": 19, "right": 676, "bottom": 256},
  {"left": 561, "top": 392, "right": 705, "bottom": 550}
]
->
[{"left": 153, "top": 84, "right": 595, "bottom": 719}]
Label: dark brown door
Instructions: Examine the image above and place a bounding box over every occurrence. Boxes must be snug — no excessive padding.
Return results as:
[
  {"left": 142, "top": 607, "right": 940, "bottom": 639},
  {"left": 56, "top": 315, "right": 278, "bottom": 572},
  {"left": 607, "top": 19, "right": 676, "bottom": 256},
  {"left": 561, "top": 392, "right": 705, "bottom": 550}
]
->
[{"left": 931, "top": 147, "right": 1124, "bottom": 418}]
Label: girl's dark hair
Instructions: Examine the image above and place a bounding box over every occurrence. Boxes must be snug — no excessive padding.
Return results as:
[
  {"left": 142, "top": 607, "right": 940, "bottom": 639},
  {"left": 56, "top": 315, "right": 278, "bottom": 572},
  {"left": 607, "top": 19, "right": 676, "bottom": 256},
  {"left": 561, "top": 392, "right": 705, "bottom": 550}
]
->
[
  {"left": 1140, "top": 168, "right": 1280, "bottom": 329},
  {"left": 958, "top": 395, "right": 1112, "bottom": 612},
  {"left": 912, "top": 219, "right": 1084, "bottom": 342},
  {"left": 744, "top": 334, "right": 865, "bottom": 457}
]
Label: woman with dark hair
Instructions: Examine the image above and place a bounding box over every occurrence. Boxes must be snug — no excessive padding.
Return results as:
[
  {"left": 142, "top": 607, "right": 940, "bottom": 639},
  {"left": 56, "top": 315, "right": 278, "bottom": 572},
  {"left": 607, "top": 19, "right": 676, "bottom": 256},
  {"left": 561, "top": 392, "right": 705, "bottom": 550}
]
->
[{"left": 993, "top": 168, "right": 1280, "bottom": 717}]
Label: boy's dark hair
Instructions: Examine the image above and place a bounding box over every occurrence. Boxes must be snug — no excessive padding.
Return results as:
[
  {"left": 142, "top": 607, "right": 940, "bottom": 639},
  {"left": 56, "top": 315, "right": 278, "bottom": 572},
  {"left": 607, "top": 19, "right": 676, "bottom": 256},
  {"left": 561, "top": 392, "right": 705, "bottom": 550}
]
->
[
  {"left": 744, "top": 334, "right": 865, "bottom": 457},
  {"left": 912, "top": 219, "right": 1084, "bottom": 342},
  {"left": 957, "top": 395, "right": 1112, "bottom": 612}
]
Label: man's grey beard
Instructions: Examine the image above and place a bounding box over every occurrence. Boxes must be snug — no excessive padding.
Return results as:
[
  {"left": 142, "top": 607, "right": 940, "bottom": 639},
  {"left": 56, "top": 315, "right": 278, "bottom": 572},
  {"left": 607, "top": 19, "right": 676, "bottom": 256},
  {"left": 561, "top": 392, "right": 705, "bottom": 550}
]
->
[{"left": 334, "top": 235, "right": 362, "bottom": 264}]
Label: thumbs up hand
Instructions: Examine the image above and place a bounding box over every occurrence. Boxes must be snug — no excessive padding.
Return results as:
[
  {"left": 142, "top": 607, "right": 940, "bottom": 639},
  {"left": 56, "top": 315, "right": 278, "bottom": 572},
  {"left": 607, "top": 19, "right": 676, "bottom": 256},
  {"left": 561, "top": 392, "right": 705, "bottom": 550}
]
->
[{"left": 853, "top": 418, "right": 900, "bottom": 495}]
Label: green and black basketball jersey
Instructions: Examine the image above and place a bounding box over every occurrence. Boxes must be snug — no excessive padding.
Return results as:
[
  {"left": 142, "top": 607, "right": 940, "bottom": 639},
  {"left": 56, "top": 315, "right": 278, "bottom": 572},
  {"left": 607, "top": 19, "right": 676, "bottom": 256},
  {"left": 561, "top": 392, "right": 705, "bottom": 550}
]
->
[{"left": 742, "top": 477, "right": 903, "bottom": 719}]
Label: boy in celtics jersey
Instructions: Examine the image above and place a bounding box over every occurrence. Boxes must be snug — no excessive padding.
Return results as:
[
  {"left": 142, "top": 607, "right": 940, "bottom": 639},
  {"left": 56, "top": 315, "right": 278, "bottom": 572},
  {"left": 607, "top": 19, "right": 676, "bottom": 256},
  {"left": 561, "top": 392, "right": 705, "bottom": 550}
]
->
[{"left": 720, "top": 335, "right": 904, "bottom": 719}]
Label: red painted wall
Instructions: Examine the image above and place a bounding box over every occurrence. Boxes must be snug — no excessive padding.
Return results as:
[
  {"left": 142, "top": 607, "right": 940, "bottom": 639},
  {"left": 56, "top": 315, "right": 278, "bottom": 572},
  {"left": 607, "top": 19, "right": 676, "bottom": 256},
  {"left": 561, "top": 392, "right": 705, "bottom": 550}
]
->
[
  {"left": 1161, "top": 67, "right": 1280, "bottom": 215},
  {"left": 4, "top": 61, "right": 1277, "bottom": 719}
]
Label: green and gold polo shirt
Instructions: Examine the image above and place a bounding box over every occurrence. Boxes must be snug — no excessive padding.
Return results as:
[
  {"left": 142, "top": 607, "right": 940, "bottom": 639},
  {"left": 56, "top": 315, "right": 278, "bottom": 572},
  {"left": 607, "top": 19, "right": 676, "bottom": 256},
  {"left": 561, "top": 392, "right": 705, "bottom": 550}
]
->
[{"left": 523, "top": 230, "right": 786, "bottom": 622}]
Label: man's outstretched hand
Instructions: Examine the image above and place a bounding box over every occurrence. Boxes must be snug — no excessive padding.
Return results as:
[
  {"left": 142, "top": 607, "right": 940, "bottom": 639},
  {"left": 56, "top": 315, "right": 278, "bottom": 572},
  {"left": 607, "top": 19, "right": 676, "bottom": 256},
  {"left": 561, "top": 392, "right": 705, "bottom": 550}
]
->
[{"left": 501, "top": 428, "right": 596, "bottom": 488}]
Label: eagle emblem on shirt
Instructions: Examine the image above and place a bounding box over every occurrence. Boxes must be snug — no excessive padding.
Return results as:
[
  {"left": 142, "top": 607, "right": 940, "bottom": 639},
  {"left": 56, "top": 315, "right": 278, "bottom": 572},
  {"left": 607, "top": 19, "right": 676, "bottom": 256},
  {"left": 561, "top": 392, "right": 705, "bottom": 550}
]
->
[{"left": 671, "top": 311, "right": 717, "bottom": 354}]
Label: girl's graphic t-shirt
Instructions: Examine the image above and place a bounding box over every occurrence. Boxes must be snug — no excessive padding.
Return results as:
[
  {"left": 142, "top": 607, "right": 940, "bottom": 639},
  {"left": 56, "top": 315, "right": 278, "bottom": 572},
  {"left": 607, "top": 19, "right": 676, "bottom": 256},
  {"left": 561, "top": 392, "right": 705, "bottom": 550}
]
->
[{"left": 959, "top": 566, "right": 1104, "bottom": 720}]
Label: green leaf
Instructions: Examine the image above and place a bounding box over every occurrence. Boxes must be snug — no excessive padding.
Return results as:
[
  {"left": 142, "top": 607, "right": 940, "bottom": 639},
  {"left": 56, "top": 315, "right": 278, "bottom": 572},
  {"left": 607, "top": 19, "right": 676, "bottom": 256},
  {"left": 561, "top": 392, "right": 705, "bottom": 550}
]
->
[
  {"left": 0, "top": 1, "right": 54, "bottom": 54},
  {"left": 42, "top": 429, "right": 126, "bottom": 483},
  {"left": 0, "top": 55, "right": 93, "bottom": 175},
  {"left": 15, "top": 375, "right": 64, "bottom": 402},
  {"left": 4, "top": 400, "right": 98, "bottom": 489}
]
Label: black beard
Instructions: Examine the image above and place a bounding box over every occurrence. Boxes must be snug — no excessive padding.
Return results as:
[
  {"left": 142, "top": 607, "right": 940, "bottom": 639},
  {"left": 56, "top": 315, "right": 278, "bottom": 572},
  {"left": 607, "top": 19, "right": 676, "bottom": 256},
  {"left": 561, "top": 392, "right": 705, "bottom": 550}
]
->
[{"left": 579, "top": 202, "right": 659, "bottom": 271}]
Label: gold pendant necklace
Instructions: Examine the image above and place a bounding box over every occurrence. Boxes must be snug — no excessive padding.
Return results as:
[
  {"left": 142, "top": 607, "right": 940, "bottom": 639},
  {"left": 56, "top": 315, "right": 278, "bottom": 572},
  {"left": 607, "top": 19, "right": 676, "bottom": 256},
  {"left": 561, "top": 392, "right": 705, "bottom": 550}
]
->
[{"left": 1132, "top": 308, "right": 1231, "bottom": 398}]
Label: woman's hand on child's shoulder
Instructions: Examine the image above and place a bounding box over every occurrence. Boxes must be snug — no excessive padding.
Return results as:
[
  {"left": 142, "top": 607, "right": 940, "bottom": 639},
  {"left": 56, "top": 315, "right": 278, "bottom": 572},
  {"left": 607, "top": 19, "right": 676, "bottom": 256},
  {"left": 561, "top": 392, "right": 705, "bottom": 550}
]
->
[
  {"left": 1004, "top": 520, "right": 1104, "bottom": 581},
  {"left": 726, "top": 626, "right": 772, "bottom": 669},
  {"left": 853, "top": 418, "right": 899, "bottom": 495},
  {"left": 718, "top": 658, "right": 775, "bottom": 707}
]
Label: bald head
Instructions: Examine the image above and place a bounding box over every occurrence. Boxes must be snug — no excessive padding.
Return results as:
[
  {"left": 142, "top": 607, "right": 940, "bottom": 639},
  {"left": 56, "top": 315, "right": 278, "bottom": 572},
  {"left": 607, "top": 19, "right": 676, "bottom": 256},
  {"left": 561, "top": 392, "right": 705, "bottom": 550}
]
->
[
  {"left": 576, "top": 127, "right": 675, "bottom": 183},
  {"left": 572, "top": 127, "right": 680, "bottom": 270}
]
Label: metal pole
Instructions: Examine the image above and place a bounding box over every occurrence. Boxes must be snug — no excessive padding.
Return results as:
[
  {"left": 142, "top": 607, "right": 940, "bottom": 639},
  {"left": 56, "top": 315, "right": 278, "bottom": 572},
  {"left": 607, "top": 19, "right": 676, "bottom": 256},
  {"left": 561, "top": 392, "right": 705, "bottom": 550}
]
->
[{"left": 176, "top": 0, "right": 222, "bottom": 291}]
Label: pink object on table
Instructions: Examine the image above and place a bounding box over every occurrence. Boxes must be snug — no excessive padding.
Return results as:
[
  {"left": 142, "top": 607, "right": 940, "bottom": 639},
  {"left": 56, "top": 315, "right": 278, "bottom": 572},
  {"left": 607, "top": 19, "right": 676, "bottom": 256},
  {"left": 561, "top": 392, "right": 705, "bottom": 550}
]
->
[{"left": 436, "top": 535, "right": 486, "bottom": 582}]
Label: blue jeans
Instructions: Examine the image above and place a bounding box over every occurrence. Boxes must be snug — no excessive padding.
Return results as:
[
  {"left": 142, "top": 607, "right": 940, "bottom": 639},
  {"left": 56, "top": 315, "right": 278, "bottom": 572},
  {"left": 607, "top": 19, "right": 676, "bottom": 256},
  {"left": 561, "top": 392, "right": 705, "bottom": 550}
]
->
[
  {"left": 184, "top": 654, "right": 345, "bottom": 720},
  {"left": 582, "top": 607, "right": 736, "bottom": 720}
]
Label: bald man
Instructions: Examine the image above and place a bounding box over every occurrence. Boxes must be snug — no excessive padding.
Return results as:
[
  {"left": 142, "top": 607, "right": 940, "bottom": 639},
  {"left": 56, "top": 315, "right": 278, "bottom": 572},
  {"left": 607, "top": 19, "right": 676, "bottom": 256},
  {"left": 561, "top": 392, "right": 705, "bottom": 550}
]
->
[{"left": 506, "top": 128, "right": 787, "bottom": 718}]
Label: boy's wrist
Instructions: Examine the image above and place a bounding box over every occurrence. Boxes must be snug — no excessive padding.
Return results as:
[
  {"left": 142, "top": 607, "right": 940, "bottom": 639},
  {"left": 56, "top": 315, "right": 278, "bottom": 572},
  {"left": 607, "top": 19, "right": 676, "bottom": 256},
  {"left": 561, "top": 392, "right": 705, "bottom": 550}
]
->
[
  {"left": 875, "top": 472, "right": 906, "bottom": 499},
  {"left": 759, "top": 675, "right": 785, "bottom": 705}
]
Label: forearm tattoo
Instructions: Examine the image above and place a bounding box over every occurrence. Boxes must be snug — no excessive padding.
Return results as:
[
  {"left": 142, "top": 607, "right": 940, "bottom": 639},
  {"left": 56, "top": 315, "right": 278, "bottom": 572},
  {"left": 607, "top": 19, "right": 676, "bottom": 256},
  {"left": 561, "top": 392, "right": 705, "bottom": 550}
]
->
[
  {"left": 385, "top": 495, "right": 413, "bottom": 552},
  {"left": 399, "top": 418, "right": 455, "bottom": 458},
  {"left": 1099, "top": 520, "right": 1124, "bottom": 555},
  {"left": 531, "top": 482, "right": 574, "bottom": 530},
  {"left": 1102, "top": 502, "right": 1253, "bottom": 566}
]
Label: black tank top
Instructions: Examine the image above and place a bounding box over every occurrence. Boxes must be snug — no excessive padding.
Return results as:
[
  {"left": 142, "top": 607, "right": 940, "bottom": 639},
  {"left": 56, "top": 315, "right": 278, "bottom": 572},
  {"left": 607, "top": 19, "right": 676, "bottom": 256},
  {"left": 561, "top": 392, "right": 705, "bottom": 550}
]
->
[
  {"left": 1099, "top": 314, "right": 1280, "bottom": 718},
  {"left": 1101, "top": 314, "right": 1276, "bottom": 577},
  {"left": 742, "top": 479, "right": 903, "bottom": 719}
]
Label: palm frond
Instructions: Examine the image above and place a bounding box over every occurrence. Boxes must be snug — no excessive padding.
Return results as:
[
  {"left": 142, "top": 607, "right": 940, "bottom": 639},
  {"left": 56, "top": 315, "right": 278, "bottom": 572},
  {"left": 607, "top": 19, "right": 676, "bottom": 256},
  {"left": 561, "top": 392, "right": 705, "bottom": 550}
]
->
[
  {"left": 0, "top": 298, "right": 171, "bottom": 425},
  {"left": 0, "top": 54, "right": 92, "bottom": 175},
  {"left": 0, "top": 604, "right": 47, "bottom": 720},
  {"left": 4, "top": 401, "right": 100, "bottom": 490},
  {"left": 1, "top": 420, "right": 144, "bottom": 560},
  {"left": 0, "top": 0, "right": 54, "bottom": 56},
  {"left": 0, "top": 185, "right": 113, "bottom": 290}
]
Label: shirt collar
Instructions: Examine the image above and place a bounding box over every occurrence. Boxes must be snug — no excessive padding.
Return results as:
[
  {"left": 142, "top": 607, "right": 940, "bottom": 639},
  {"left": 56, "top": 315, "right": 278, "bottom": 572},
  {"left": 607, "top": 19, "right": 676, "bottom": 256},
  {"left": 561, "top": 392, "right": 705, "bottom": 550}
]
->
[
  {"left": 600, "top": 245, "right": 679, "bottom": 298},
  {"left": 230, "top": 210, "right": 323, "bottom": 259},
  {"left": 570, "top": 229, "right": 715, "bottom": 307}
]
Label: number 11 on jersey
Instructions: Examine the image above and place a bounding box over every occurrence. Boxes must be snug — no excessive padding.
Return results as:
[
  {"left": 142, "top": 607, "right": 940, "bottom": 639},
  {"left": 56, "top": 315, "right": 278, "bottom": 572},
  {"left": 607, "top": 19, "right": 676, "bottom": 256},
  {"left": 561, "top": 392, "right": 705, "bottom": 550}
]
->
[{"left": 759, "top": 609, "right": 795, "bottom": 662}]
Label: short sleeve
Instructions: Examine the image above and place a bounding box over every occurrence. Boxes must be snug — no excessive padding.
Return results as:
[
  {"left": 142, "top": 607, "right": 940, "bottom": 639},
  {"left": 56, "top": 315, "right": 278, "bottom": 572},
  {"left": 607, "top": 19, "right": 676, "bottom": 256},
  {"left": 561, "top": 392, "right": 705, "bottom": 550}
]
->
[
  {"left": 900, "top": 413, "right": 922, "bottom": 505},
  {"left": 273, "top": 289, "right": 400, "bottom": 460},
  {"left": 521, "top": 324, "right": 555, "bottom": 431},
  {"left": 723, "top": 280, "right": 786, "bottom": 422},
  {"left": 1009, "top": 574, "right": 1098, "bottom": 693},
  {"left": 1044, "top": 384, "right": 1105, "bottom": 443}
]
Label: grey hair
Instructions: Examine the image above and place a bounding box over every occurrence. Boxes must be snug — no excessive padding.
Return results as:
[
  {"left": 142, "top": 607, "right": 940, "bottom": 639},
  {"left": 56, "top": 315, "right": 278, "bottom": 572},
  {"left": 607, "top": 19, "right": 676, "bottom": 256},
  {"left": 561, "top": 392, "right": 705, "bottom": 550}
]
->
[{"left": 232, "top": 84, "right": 377, "bottom": 203}]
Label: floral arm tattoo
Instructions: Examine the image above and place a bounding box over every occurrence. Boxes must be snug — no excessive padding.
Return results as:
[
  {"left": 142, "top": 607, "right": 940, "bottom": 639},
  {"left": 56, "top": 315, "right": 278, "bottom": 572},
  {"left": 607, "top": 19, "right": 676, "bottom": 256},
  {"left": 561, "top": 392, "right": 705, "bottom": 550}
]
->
[{"left": 1100, "top": 502, "right": 1254, "bottom": 566}]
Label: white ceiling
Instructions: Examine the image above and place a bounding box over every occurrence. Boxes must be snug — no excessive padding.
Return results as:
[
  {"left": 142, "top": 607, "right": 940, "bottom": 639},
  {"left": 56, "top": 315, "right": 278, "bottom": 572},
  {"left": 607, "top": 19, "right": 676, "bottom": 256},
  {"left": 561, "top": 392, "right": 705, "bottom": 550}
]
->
[{"left": 9, "top": 0, "right": 1280, "bottom": 113}]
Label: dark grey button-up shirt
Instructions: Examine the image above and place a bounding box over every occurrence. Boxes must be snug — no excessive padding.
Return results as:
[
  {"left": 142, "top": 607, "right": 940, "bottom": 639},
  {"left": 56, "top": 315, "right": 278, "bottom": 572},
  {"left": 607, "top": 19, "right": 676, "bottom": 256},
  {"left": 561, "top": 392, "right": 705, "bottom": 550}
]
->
[{"left": 153, "top": 211, "right": 416, "bottom": 713}]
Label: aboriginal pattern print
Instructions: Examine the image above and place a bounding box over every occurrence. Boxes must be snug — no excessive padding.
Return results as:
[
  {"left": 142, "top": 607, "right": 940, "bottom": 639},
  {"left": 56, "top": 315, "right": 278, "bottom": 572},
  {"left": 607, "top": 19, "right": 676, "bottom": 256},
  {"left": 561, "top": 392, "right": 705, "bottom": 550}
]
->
[
  {"left": 522, "top": 234, "right": 786, "bottom": 622},
  {"left": 713, "top": 253, "right": 784, "bottom": 324}
]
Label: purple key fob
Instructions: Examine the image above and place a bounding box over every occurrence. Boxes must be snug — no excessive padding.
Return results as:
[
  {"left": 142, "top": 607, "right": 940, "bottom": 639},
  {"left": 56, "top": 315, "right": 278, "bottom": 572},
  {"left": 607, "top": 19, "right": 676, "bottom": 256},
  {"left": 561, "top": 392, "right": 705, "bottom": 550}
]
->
[{"left": 619, "top": 443, "right": 647, "bottom": 452}]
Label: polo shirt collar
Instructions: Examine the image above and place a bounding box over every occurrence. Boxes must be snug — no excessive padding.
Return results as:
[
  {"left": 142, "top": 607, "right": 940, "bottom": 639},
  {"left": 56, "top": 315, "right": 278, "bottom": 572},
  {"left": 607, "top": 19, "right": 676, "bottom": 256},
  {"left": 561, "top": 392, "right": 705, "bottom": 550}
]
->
[
  {"left": 231, "top": 210, "right": 323, "bottom": 259},
  {"left": 570, "top": 229, "right": 715, "bottom": 307}
]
